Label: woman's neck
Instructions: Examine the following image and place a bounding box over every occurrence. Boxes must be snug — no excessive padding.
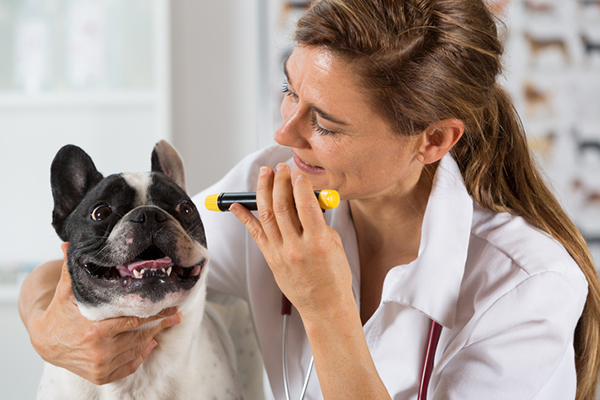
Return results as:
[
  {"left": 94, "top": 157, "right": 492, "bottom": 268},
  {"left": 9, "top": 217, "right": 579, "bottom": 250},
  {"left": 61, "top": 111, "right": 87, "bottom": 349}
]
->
[
  {"left": 351, "top": 165, "right": 436, "bottom": 324},
  {"left": 349, "top": 164, "right": 435, "bottom": 261}
]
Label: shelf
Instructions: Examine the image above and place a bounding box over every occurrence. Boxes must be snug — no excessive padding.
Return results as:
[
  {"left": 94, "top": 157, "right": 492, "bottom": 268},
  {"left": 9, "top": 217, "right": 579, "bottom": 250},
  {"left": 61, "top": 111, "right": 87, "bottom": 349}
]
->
[{"left": 0, "top": 90, "right": 159, "bottom": 109}]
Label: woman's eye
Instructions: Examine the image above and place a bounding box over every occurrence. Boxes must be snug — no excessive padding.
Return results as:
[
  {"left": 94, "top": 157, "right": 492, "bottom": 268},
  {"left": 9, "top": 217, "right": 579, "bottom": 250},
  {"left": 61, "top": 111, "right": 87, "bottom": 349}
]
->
[
  {"left": 91, "top": 205, "right": 112, "bottom": 221},
  {"left": 176, "top": 201, "right": 194, "bottom": 216},
  {"left": 310, "top": 114, "right": 337, "bottom": 136},
  {"left": 282, "top": 82, "right": 298, "bottom": 100}
]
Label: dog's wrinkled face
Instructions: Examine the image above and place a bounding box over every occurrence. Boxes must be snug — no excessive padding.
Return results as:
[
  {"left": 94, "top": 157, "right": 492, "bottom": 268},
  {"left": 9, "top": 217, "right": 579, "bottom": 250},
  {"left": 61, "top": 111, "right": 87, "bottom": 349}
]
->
[{"left": 51, "top": 141, "right": 207, "bottom": 320}]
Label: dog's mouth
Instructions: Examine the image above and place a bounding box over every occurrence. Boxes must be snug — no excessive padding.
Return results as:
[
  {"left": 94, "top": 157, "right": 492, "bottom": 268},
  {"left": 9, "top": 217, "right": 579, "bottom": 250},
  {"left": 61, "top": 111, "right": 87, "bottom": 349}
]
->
[{"left": 83, "top": 245, "right": 204, "bottom": 284}]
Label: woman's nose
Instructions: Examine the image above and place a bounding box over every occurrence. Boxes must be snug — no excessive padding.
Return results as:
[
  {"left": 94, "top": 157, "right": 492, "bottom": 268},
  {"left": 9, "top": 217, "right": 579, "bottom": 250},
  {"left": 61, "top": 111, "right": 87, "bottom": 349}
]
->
[{"left": 274, "top": 103, "right": 310, "bottom": 149}]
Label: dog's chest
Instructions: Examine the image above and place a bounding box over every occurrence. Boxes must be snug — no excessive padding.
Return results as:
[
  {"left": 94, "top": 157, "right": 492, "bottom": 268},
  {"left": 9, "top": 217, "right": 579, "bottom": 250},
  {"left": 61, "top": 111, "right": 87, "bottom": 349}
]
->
[{"left": 116, "top": 319, "right": 243, "bottom": 399}]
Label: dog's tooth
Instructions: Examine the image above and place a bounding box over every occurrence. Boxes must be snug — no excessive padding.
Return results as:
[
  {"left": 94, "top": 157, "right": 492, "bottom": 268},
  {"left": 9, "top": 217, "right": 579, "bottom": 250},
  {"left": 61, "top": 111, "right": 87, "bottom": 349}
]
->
[
  {"left": 133, "top": 270, "right": 140, "bottom": 279},
  {"left": 141, "top": 269, "right": 146, "bottom": 276},
  {"left": 161, "top": 268, "right": 166, "bottom": 273},
  {"left": 167, "top": 267, "right": 172, "bottom": 277}
]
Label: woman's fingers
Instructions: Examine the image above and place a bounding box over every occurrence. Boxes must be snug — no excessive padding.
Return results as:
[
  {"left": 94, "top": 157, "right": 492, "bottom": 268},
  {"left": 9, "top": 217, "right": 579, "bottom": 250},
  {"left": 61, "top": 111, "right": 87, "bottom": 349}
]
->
[
  {"left": 232, "top": 162, "right": 326, "bottom": 247},
  {"left": 102, "top": 340, "right": 158, "bottom": 384},
  {"left": 255, "top": 166, "right": 275, "bottom": 217},
  {"left": 97, "top": 312, "right": 180, "bottom": 384},
  {"left": 81, "top": 339, "right": 158, "bottom": 385},
  {"left": 108, "top": 307, "right": 179, "bottom": 338},
  {"left": 54, "top": 242, "right": 76, "bottom": 303},
  {"left": 112, "top": 310, "right": 181, "bottom": 351},
  {"left": 293, "top": 174, "right": 328, "bottom": 236},
  {"left": 77, "top": 311, "right": 180, "bottom": 385},
  {"left": 230, "top": 203, "right": 267, "bottom": 248},
  {"left": 271, "top": 164, "right": 302, "bottom": 236},
  {"left": 256, "top": 165, "right": 291, "bottom": 243}
]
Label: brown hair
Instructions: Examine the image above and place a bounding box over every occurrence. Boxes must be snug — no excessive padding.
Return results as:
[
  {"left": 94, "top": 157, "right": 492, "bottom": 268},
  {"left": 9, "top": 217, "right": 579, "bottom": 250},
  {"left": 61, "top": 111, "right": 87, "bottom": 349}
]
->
[{"left": 295, "top": 0, "right": 600, "bottom": 398}]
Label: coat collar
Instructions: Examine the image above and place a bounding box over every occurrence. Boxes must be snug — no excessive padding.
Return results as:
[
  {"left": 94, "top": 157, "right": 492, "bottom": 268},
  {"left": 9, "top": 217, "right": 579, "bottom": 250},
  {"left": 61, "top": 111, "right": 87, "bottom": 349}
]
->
[{"left": 330, "top": 154, "right": 473, "bottom": 329}]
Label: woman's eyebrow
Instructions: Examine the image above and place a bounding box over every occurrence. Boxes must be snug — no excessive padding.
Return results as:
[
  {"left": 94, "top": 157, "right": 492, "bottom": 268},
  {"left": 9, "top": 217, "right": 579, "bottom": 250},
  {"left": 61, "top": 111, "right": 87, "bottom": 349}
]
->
[{"left": 283, "top": 60, "right": 350, "bottom": 127}]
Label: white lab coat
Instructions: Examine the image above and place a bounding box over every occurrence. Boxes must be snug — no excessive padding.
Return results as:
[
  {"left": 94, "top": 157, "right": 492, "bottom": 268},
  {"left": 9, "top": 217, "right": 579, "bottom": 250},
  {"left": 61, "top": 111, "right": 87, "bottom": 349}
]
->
[{"left": 192, "top": 144, "right": 587, "bottom": 400}]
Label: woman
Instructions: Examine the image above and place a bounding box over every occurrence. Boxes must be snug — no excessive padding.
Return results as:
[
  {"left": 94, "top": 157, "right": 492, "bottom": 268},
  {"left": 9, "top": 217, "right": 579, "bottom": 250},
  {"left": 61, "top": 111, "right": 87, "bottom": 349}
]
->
[{"left": 19, "top": 0, "right": 600, "bottom": 399}]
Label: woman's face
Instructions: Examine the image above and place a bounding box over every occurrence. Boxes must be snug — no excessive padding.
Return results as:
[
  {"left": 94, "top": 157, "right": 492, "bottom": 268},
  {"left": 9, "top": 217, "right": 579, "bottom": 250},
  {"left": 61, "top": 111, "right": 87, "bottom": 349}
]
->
[{"left": 275, "top": 45, "right": 425, "bottom": 202}]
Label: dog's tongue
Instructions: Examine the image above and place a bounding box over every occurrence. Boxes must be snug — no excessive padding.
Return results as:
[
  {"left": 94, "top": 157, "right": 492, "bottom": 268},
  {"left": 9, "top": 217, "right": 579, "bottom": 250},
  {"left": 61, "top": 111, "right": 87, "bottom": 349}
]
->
[{"left": 116, "top": 256, "right": 173, "bottom": 277}]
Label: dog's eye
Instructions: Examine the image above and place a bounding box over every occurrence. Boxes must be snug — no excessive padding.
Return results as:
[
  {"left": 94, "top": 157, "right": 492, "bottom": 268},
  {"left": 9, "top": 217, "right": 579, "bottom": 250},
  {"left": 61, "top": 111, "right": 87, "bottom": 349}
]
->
[
  {"left": 176, "top": 201, "right": 193, "bottom": 216},
  {"left": 91, "top": 205, "right": 112, "bottom": 221}
]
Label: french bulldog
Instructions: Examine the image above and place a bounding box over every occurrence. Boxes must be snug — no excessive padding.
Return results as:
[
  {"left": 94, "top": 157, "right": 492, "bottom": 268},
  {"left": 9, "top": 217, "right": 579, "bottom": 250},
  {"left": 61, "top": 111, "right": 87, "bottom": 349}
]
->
[{"left": 37, "top": 141, "right": 245, "bottom": 400}]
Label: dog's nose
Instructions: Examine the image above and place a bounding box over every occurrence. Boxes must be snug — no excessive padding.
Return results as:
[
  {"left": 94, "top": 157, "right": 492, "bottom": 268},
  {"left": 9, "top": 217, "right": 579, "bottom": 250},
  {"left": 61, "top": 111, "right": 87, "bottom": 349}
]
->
[{"left": 129, "top": 207, "right": 168, "bottom": 225}]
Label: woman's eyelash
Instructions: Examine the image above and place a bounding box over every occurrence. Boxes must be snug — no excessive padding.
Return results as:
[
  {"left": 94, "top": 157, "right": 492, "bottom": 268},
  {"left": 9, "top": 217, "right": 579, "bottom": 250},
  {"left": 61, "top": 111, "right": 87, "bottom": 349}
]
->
[
  {"left": 310, "top": 113, "right": 336, "bottom": 136},
  {"left": 282, "top": 82, "right": 294, "bottom": 97}
]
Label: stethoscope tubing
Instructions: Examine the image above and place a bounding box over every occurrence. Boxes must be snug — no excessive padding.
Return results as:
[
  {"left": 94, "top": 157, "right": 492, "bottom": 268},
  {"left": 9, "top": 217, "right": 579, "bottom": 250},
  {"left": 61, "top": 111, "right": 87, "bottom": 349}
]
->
[
  {"left": 418, "top": 320, "right": 443, "bottom": 400},
  {"left": 282, "top": 312, "right": 314, "bottom": 400},
  {"left": 282, "top": 295, "right": 314, "bottom": 400},
  {"left": 281, "top": 294, "right": 443, "bottom": 400}
]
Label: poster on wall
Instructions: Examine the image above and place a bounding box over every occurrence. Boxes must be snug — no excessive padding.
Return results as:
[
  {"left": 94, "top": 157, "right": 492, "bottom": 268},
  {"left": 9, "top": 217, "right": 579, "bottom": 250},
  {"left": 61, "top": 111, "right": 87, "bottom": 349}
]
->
[{"left": 493, "top": 0, "right": 600, "bottom": 264}]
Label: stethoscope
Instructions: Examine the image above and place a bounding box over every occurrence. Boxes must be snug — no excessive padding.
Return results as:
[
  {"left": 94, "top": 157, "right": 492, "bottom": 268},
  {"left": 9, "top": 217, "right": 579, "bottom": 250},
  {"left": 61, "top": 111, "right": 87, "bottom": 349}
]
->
[{"left": 281, "top": 295, "right": 443, "bottom": 400}]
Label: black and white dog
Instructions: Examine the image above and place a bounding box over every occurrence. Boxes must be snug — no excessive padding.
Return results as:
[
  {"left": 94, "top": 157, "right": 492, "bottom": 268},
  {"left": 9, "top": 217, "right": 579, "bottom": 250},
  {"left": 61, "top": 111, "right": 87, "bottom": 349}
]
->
[{"left": 37, "top": 141, "right": 245, "bottom": 400}]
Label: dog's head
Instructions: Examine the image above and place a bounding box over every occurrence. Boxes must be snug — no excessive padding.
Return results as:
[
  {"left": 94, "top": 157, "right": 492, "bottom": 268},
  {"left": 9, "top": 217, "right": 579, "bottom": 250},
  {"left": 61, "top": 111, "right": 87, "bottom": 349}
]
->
[{"left": 50, "top": 141, "right": 208, "bottom": 320}]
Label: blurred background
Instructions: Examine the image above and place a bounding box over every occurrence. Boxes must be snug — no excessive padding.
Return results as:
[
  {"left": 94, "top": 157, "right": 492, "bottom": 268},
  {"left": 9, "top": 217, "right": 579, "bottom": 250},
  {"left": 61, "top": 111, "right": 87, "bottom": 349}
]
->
[{"left": 0, "top": 0, "right": 599, "bottom": 398}]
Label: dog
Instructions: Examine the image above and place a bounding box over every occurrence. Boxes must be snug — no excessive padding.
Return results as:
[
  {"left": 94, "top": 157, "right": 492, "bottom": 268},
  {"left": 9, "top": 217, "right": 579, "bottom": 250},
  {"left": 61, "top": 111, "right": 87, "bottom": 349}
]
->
[
  {"left": 581, "top": 34, "right": 600, "bottom": 56},
  {"left": 523, "top": 32, "right": 570, "bottom": 66},
  {"left": 579, "top": 0, "right": 600, "bottom": 7},
  {"left": 523, "top": 82, "right": 554, "bottom": 117},
  {"left": 37, "top": 141, "right": 245, "bottom": 400},
  {"left": 527, "top": 131, "right": 556, "bottom": 162},
  {"left": 523, "top": 0, "right": 555, "bottom": 13},
  {"left": 571, "top": 127, "right": 600, "bottom": 159}
]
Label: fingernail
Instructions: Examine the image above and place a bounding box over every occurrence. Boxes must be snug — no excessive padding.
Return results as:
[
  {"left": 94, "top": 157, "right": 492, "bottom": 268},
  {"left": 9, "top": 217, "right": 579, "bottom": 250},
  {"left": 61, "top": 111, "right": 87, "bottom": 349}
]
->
[
  {"left": 276, "top": 163, "right": 287, "bottom": 172},
  {"left": 169, "top": 313, "right": 182, "bottom": 326},
  {"left": 260, "top": 166, "right": 269, "bottom": 176},
  {"left": 145, "top": 339, "right": 158, "bottom": 352}
]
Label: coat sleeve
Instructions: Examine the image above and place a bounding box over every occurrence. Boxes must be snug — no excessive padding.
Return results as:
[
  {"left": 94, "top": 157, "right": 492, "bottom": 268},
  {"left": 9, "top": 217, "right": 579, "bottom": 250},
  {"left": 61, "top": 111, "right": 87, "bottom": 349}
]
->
[{"left": 432, "top": 270, "right": 588, "bottom": 400}]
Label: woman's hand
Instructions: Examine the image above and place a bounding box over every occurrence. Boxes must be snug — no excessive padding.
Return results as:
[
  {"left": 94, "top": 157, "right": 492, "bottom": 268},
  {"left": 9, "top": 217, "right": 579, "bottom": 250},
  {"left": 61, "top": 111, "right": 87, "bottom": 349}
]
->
[
  {"left": 231, "top": 164, "right": 391, "bottom": 399},
  {"left": 23, "top": 243, "right": 181, "bottom": 385},
  {"left": 230, "top": 163, "right": 353, "bottom": 317}
]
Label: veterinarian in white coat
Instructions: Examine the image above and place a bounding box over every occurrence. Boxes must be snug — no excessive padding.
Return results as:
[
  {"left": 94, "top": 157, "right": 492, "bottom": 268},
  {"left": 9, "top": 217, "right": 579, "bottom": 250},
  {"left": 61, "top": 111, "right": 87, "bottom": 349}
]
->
[
  {"left": 18, "top": 0, "right": 600, "bottom": 399},
  {"left": 195, "top": 144, "right": 587, "bottom": 400}
]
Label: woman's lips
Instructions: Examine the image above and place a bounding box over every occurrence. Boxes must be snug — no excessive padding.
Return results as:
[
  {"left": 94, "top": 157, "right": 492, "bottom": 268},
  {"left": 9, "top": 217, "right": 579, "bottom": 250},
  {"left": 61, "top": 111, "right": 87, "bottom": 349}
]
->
[{"left": 293, "top": 153, "right": 325, "bottom": 174}]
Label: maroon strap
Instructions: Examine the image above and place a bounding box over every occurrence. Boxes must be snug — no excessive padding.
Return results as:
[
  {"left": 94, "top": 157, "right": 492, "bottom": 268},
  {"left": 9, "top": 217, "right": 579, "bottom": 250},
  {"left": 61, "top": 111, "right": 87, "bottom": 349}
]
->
[{"left": 418, "top": 320, "right": 443, "bottom": 400}]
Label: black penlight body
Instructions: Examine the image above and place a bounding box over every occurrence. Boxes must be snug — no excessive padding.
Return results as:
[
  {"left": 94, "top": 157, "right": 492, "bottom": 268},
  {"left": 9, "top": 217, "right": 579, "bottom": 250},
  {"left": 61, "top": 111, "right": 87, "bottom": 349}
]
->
[
  {"left": 207, "top": 190, "right": 339, "bottom": 212},
  {"left": 215, "top": 192, "right": 261, "bottom": 211}
]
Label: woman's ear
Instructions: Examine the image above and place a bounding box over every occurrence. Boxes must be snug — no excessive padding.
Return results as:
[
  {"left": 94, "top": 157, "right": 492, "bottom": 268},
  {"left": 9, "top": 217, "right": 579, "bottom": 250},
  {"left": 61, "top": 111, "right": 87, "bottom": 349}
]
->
[{"left": 416, "top": 118, "right": 464, "bottom": 164}]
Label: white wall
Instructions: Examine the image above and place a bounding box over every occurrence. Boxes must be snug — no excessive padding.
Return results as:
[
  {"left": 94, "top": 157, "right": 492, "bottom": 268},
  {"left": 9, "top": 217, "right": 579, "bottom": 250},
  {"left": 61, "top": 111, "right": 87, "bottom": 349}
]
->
[{"left": 171, "top": 0, "right": 265, "bottom": 197}]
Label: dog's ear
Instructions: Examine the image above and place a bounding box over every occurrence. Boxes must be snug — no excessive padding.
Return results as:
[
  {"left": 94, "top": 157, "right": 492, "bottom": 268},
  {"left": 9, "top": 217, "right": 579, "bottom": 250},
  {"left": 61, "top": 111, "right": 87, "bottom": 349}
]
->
[
  {"left": 151, "top": 140, "right": 187, "bottom": 193},
  {"left": 51, "top": 145, "right": 104, "bottom": 241}
]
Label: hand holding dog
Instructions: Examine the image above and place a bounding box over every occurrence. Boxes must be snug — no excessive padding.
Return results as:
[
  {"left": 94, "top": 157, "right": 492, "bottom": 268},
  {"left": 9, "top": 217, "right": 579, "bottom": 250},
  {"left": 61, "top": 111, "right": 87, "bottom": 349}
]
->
[{"left": 26, "top": 243, "right": 182, "bottom": 385}]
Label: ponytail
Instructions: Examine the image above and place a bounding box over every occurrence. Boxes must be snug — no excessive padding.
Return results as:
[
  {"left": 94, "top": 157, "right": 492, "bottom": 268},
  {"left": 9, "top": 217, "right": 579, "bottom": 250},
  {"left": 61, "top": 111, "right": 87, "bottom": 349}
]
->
[{"left": 453, "top": 83, "right": 600, "bottom": 400}]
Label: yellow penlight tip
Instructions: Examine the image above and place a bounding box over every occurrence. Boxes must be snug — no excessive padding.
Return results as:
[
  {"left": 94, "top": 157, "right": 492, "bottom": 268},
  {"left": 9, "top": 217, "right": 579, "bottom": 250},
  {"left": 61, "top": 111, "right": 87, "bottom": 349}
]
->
[
  {"left": 318, "top": 190, "right": 340, "bottom": 209},
  {"left": 205, "top": 193, "right": 222, "bottom": 212}
]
